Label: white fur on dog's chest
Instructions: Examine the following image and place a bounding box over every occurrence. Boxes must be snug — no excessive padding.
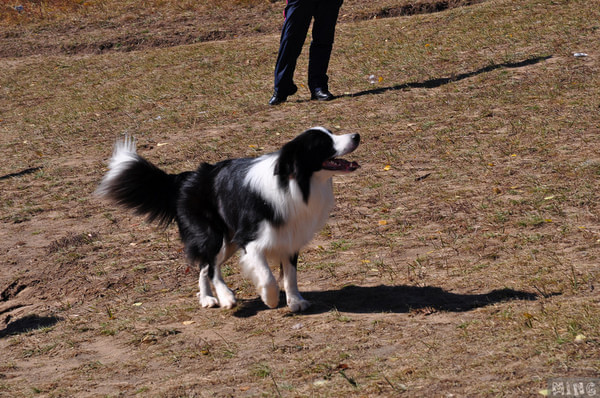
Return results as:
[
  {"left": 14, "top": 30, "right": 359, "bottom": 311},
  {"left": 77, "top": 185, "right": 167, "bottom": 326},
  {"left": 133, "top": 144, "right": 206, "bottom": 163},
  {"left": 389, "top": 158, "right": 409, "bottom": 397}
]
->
[
  {"left": 245, "top": 155, "right": 335, "bottom": 255},
  {"left": 275, "top": 177, "right": 334, "bottom": 251}
]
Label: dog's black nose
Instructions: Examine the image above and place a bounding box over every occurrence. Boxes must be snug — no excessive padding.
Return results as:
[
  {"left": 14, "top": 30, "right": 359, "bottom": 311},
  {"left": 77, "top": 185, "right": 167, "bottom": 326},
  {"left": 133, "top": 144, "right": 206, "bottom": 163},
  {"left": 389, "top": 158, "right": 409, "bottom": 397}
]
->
[{"left": 351, "top": 133, "right": 360, "bottom": 145}]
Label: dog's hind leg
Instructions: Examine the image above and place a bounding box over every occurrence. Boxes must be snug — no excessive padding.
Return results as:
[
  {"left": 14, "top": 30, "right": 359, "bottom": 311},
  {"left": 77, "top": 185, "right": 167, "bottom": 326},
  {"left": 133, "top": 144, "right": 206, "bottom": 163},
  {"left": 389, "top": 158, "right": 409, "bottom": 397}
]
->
[
  {"left": 197, "top": 264, "right": 219, "bottom": 308},
  {"left": 211, "top": 240, "right": 237, "bottom": 309},
  {"left": 281, "top": 253, "right": 310, "bottom": 312},
  {"left": 240, "top": 243, "right": 279, "bottom": 309}
]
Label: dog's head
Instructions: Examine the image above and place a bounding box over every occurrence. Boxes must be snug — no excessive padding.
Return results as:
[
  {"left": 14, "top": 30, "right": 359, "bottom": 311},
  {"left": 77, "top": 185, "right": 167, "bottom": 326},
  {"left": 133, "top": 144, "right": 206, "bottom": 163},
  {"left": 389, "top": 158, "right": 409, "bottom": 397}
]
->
[{"left": 275, "top": 127, "right": 360, "bottom": 202}]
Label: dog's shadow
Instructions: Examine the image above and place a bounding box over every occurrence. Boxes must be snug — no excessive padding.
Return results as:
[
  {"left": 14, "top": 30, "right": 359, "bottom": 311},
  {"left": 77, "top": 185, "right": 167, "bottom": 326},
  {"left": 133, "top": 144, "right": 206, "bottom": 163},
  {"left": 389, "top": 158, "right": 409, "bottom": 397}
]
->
[{"left": 233, "top": 284, "right": 544, "bottom": 318}]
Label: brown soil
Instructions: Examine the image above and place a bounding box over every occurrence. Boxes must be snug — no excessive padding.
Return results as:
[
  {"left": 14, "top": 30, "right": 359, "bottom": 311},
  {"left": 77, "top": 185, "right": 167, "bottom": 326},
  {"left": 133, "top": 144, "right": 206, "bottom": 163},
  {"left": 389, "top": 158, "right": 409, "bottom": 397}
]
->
[{"left": 0, "top": 0, "right": 486, "bottom": 58}]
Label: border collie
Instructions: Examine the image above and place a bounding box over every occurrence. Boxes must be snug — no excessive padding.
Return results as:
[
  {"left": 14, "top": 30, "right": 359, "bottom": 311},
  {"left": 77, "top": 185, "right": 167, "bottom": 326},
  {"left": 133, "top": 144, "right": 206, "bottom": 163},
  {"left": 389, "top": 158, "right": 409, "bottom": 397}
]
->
[{"left": 96, "top": 127, "right": 360, "bottom": 312}]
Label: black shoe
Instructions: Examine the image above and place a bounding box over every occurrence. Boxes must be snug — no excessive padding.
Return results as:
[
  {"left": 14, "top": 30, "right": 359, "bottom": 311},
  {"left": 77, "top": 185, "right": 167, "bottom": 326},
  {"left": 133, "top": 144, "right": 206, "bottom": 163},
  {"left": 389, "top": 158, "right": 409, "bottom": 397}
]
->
[
  {"left": 268, "top": 85, "right": 298, "bottom": 106},
  {"left": 310, "top": 88, "right": 334, "bottom": 101},
  {"left": 269, "top": 93, "right": 287, "bottom": 105}
]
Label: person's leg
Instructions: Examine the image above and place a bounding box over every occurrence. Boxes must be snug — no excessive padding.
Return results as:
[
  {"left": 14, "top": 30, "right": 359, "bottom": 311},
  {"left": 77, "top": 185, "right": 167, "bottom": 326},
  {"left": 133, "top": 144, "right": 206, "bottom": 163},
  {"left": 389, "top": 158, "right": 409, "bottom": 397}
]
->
[
  {"left": 308, "top": 0, "right": 343, "bottom": 96},
  {"left": 273, "top": 0, "right": 313, "bottom": 96}
]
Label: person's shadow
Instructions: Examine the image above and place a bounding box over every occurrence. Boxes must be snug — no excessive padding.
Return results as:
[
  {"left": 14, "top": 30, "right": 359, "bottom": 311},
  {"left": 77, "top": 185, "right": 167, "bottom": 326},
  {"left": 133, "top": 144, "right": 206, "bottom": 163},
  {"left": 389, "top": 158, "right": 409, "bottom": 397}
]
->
[
  {"left": 233, "top": 284, "right": 546, "bottom": 318},
  {"left": 329, "top": 55, "right": 552, "bottom": 100}
]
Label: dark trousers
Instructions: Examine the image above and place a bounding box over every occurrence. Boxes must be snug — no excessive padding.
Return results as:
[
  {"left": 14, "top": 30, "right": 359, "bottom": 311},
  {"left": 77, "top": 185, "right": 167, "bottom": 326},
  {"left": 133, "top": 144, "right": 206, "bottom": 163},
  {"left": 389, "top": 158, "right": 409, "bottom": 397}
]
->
[{"left": 273, "top": 0, "right": 343, "bottom": 94}]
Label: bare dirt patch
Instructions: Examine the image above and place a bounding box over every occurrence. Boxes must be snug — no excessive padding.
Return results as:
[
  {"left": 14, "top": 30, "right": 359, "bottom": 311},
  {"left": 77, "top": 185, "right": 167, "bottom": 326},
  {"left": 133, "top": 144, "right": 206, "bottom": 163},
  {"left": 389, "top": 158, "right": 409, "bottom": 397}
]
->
[{"left": 0, "top": 0, "right": 486, "bottom": 58}]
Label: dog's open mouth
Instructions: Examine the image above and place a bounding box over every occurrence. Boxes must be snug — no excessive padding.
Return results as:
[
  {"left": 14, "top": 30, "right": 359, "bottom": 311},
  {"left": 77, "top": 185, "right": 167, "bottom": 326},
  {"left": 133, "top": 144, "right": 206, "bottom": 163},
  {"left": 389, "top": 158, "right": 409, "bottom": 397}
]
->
[{"left": 322, "top": 158, "right": 360, "bottom": 172}]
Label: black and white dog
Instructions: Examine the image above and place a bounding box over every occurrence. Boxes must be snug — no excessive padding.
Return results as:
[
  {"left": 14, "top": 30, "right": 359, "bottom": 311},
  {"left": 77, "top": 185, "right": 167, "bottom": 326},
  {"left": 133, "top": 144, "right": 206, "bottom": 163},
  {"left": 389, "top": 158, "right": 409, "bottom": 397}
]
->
[{"left": 96, "top": 127, "right": 360, "bottom": 312}]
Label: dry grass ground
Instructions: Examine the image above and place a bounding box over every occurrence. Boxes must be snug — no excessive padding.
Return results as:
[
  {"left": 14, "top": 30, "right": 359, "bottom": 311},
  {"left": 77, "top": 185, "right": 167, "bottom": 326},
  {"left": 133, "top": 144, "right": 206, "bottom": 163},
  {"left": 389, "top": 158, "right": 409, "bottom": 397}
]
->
[{"left": 1, "top": 0, "right": 599, "bottom": 396}]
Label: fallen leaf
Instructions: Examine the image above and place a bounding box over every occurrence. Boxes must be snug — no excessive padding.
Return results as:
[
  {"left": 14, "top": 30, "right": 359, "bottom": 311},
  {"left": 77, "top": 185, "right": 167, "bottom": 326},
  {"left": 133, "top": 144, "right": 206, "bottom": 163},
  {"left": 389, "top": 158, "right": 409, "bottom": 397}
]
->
[
  {"left": 183, "top": 320, "right": 195, "bottom": 325},
  {"left": 141, "top": 334, "right": 157, "bottom": 344},
  {"left": 378, "top": 220, "right": 388, "bottom": 226},
  {"left": 574, "top": 334, "right": 586, "bottom": 343}
]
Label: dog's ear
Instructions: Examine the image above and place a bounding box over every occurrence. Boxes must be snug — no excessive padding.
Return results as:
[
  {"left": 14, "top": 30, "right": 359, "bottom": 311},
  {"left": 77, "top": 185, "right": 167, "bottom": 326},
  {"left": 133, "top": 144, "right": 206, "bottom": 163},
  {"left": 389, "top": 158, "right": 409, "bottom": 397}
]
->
[
  {"left": 274, "top": 142, "right": 311, "bottom": 203},
  {"left": 274, "top": 142, "right": 297, "bottom": 179}
]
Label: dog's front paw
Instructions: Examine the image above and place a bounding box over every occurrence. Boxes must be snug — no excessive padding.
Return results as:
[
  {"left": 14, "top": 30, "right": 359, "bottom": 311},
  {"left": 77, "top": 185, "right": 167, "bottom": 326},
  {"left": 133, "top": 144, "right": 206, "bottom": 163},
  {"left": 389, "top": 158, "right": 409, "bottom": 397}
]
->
[
  {"left": 260, "top": 283, "right": 280, "bottom": 309},
  {"left": 288, "top": 297, "right": 311, "bottom": 313},
  {"left": 197, "top": 292, "right": 219, "bottom": 308},
  {"left": 217, "top": 289, "right": 237, "bottom": 309}
]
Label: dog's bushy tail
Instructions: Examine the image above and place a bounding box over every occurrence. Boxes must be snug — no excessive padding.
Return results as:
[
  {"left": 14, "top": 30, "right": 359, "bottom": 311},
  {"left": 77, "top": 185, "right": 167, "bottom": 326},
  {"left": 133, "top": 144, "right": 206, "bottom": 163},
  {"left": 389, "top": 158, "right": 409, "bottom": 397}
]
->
[{"left": 96, "top": 136, "right": 189, "bottom": 227}]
